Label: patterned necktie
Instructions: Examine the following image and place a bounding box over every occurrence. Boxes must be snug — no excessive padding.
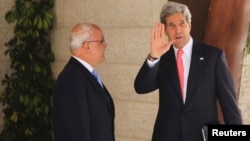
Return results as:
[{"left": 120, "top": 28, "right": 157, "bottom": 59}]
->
[
  {"left": 177, "top": 49, "right": 184, "bottom": 98},
  {"left": 92, "top": 69, "right": 103, "bottom": 88}
]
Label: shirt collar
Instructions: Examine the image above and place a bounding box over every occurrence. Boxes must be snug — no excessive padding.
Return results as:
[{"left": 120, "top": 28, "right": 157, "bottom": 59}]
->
[
  {"left": 173, "top": 37, "right": 193, "bottom": 59},
  {"left": 72, "top": 56, "right": 94, "bottom": 73}
]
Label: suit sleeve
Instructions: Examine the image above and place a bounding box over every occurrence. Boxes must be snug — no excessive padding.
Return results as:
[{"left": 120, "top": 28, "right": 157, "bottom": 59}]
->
[
  {"left": 134, "top": 59, "right": 160, "bottom": 94},
  {"left": 53, "top": 70, "right": 91, "bottom": 141},
  {"left": 215, "top": 51, "right": 242, "bottom": 124}
]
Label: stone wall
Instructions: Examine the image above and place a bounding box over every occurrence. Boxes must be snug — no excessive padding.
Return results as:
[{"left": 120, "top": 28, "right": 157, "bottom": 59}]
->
[
  {"left": 0, "top": 0, "right": 250, "bottom": 141},
  {"left": 239, "top": 53, "right": 250, "bottom": 124}
]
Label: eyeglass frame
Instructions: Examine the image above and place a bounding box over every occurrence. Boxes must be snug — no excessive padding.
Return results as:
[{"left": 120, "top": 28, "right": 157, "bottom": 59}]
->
[{"left": 82, "top": 38, "right": 106, "bottom": 44}]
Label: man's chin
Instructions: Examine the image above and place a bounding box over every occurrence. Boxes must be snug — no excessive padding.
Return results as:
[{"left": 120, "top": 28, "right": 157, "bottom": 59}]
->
[{"left": 173, "top": 42, "right": 184, "bottom": 48}]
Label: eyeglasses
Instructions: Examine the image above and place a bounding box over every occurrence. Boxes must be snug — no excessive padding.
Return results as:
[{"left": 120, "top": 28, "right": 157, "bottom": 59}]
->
[{"left": 83, "top": 38, "right": 106, "bottom": 44}]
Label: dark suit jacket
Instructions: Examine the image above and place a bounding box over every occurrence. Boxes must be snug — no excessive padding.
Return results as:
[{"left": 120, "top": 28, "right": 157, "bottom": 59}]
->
[
  {"left": 53, "top": 57, "right": 115, "bottom": 141},
  {"left": 134, "top": 40, "right": 242, "bottom": 141}
]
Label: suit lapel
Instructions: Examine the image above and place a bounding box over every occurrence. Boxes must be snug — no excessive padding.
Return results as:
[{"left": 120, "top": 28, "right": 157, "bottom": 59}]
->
[
  {"left": 185, "top": 41, "right": 205, "bottom": 104},
  {"left": 89, "top": 72, "right": 114, "bottom": 115},
  {"left": 69, "top": 57, "right": 114, "bottom": 115},
  {"left": 162, "top": 47, "right": 183, "bottom": 103}
]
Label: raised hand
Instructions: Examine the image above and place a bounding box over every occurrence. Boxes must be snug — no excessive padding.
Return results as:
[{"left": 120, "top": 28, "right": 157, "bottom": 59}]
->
[{"left": 150, "top": 22, "right": 175, "bottom": 58}]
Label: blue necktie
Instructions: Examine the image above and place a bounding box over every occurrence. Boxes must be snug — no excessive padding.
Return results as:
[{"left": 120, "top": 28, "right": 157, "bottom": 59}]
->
[{"left": 92, "top": 69, "right": 103, "bottom": 87}]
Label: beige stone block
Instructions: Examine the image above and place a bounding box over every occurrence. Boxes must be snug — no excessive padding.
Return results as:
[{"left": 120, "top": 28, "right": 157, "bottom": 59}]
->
[
  {"left": 123, "top": 28, "right": 151, "bottom": 64},
  {"left": 97, "top": 64, "right": 159, "bottom": 103},
  {"left": 115, "top": 100, "right": 158, "bottom": 140},
  {"left": 152, "top": 0, "right": 170, "bottom": 22},
  {"left": 52, "top": 28, "right": 71, "bottom": 61},
  {"left": 54, "top": 0, "right": 65, "bottom": 27},
  {"left": 239, "top": 103, "right": 250, "bottom": 124},
  {"left": 63, "top": 0, "right": 85, "bottom": 27},
  {"left": 0, "top": 0, "right": 13, "bottom": 27},
  {"left": 102, "top": 28, "right": 125, "bottom": 63},
  {"left": 117, "top": 0, "right": 153, "bottom": 27},
  {"left": 239, "top": 53, "right": 250, "bottom": 124},
  {"left": 239, "top": 65, "right": 250, "bottom": 97},
  {"left": 85, "top": 0, "right": 118, "bottom": 27},
  {"left": 55, "top": 0, "right": 84, "bottom": 27},
  {"left": 243, "top": 53, "right": 250, "bottom": 65},
  {"left": 51, "top": 62, "right": 68, "bottom": 78}
]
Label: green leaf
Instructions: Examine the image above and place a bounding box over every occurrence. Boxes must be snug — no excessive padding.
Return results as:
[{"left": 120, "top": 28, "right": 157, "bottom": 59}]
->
[
  {"left": 2, "top": 0, "right": 55, "bottom": 140},
  {"left": 5, "top": 10, "right": 17, "bottom": 23}
]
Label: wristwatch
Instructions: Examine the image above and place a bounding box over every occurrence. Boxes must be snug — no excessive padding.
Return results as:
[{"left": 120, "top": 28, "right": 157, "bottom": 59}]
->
[{"left": 148, "top": 54, "right": 159, "bottom": 61}]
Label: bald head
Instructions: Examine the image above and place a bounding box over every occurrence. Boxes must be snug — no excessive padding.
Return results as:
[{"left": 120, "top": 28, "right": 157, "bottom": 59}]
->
[
  {"left": 68, "top": 23, "right": 107, "bottom": 67},
  {"left": 69, "top": 23, "right": 101, "bottom": 50}
]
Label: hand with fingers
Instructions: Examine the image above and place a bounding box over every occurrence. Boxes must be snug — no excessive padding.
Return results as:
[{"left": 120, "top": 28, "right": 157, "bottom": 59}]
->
[{"left": 150, "top": 22, "right": 175, "bottom": 58}]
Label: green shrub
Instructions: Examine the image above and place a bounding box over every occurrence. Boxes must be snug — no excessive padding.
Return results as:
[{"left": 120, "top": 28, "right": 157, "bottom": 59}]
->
[{"left": 0, "top": 0, "right": 55, "bottom": 140}]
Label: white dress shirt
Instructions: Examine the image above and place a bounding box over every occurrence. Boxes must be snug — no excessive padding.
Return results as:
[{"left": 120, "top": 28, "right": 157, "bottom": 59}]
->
[
  {"left": 147, "top": 37, "right": 193, "bottom": 103},
  {"left": 72, "top": 56, "right": 94, "bottom": 73}
]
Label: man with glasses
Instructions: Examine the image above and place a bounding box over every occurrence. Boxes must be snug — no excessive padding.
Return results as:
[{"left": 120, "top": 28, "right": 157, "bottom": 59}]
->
[{"left": 53, "top": 23, "right": 115, "bottom": 141}]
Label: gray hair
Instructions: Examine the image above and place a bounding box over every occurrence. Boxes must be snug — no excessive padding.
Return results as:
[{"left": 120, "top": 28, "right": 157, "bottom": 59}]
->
[
  {"left": 160, "top": 1, "right": 192, "bottom": 25},
  {"left": 69, "top": 23, "right": 93, "bottom": 50}
]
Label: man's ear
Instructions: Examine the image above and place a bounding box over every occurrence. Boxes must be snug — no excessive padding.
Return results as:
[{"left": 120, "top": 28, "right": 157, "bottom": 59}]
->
[{"left": 83, "top": 42, "right": 90, "bottom": 49}]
